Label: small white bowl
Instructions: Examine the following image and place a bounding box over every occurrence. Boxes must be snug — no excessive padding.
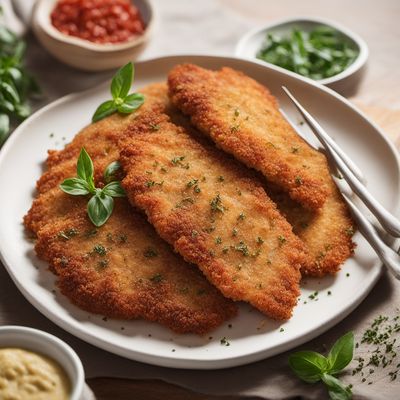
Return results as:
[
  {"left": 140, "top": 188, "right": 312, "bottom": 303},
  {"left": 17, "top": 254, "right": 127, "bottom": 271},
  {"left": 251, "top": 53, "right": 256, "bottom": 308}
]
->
[
  {"left": 0, "top": 325, "right": 85, "bottom": 400},
  {"left": 32, "top": 0, "right": 155, "bottom": 71},
  {"left": 235, "top": 17, "right": 368, "bottom": 94}
]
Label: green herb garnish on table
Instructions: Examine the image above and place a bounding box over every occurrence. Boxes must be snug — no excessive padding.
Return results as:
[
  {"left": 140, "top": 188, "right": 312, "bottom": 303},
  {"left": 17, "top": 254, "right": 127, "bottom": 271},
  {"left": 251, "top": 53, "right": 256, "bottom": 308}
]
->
[
  {"left": 289, "top": 331, "right": 354, "bottom": 400},
  {"left": 0, "top": 25, "right": 39, "bottom": 146},
  {"left": 257, "top": 26, "right": 358, "bottom": 80},
  {"left": 92, "top": 62, "right": 144, "bottom": 122},
  {"left": 60, "top": 148, "right": 126, "bottom": 227}
]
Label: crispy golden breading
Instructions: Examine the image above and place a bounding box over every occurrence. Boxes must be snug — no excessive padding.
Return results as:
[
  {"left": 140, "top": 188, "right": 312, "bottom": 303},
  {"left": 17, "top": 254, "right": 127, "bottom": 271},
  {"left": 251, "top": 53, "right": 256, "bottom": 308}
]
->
[
  {"left": 23, "top": 84, "right": 237, "bottom": 334},
  {"left": 266, "top": 180, "right": 355, "bottom": 277},
  {"left": 119, "top": 107, "right": 308, "bottom": 320},
  {"left": 168, "top": 64, "right": 330, "bottom": 210}
]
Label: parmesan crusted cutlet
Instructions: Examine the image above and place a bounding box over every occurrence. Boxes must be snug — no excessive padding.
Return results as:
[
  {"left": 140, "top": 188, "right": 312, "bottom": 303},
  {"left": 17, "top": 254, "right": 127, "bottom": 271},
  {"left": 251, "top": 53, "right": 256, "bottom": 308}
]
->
[
  {"left": 23, "top": 83, "right": 237, "bottom": 334},
  {"left": 167, "top": 64, "right": 330, "bottom": 210},
  {"left": 118, "top": 103, "right": 308, "bottom": 320}
]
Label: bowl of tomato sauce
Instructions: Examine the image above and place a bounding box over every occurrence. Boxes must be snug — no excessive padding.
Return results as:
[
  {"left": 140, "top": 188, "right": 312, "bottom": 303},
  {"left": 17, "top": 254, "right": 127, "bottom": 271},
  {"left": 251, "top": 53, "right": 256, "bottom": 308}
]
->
[{"left": 32, "top": 0, "right": 155, "bottom": 71}]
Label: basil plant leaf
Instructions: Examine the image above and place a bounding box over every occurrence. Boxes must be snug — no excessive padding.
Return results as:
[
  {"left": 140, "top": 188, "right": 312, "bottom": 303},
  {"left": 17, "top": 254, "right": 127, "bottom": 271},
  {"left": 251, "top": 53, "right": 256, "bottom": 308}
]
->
[
  {"left": 0, "top": 113, "right": 10, "bottom": 146},
  {"left": 111, "top": 62, "right": 133, "bottom": 100},
  {"left": 288, "top": 351, "right": 328, "bottom": 383},
  {"left": 327, "top": 332, "right": 354, "bottom": 375},
  {"left": 321, "top": 373, "right": 352, "bottom": 400},
  {"left": 117, "top": 93, "right": 145, "bottom": 114},
  {"left": 1, "top": 81, "right": 20, "bottom": 104},
  {"left": 92, "top": 100, "right": 117, "bottom": 123},
  {"left": 60, "top": 178, "right": 90, "bottom": 195},
  {"left": 102, "top": 181, "right": 126, "bottom": 198},
  {"left": 87, "top": 192, "right": 114, "bottom": 227},
  {"left": 104, "top": 160, "right": 121, "bottom": 183},
  {"left": 77, "top": 148, "right": 95, "bottom": 190}
]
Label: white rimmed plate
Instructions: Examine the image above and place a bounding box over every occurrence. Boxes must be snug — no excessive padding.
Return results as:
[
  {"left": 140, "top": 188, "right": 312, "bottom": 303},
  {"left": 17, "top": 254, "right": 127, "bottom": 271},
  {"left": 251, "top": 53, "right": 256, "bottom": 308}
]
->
[{"left": 0, "top": 55, "right": 398, "bottom": 369}]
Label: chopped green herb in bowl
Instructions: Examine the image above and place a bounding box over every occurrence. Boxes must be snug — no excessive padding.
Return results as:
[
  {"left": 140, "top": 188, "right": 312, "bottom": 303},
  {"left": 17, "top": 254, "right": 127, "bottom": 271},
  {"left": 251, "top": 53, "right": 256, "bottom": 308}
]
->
[{"left": 257, "top": 25, "right": 358, "bottom": 80}]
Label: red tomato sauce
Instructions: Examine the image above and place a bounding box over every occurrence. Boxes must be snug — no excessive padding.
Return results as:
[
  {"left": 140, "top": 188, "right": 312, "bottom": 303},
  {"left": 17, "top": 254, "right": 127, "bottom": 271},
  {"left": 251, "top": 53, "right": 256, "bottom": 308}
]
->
[{"left": 51, "top": 0, "right": 145, "bottom": 44}]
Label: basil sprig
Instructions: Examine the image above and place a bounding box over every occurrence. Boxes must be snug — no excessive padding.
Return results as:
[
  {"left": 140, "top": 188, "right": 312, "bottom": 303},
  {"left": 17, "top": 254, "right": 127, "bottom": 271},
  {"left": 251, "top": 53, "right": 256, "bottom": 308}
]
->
[
  {"left": 92, "top": 62, "right": 144, "bottom": 122},
  {"left": 60, "top": 148, "right": 125, "bottom": 227},
  {"left": 289, "top": 332, "right": 354, "bottom": 400}
]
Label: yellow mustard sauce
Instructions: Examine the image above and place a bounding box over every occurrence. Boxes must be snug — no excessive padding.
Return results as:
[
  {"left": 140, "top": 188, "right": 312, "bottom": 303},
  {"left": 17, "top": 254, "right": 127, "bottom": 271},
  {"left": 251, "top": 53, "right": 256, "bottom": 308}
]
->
[{"left": 0, "top": 348, "right": 70, "bottom": 400}]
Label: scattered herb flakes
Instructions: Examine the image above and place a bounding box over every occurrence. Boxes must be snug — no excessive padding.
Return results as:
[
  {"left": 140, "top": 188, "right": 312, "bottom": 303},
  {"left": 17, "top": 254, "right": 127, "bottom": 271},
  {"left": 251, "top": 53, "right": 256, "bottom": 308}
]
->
[
  {"left": 215, "top": 236, "right": 222, "bottom": 245},
  {"left": 232, "top": 228, "right": 238, "bottom": 237},
  {"left": 280, "top": 328, "right": 285, "bottom": 332},
  {"left": 234, "top": 108, "right": 240, "bottom": 117},
  {"left": 84, "top": 228, "right": 98, "bottom": 238},
  {"left": 278, "top": 235, "right": 286, "bottom": 246},
  {"left": 222, "top": 246, "right": 230, "bottom": 254},
  {"left": 143, "top": 247, "right": 158, "bottom": 258},
  {"left": 210, "top": 194, "right": 225, "bottom": 213},
  {"left": 256, "top": 236, "right": 264, "bottom": 244},
  {"left": 98, "top": 259, "right": 109, "bottom": 268},
  {"left": 93, "top": 244, "right": 107, "bottom": 256},
  {"left": 295, "top": 176, "right": 303, "bottom": 185},
  {"left": 346, "top": 226, "right": 355, "bottom": 236},
  {"left": 352, "top": 312, "right": 400, "bottom": 384},
  {"left": 291, "top": 146, "right": 300, "bottom": 153},
  {"left": 233, "top": 241, "right": 249, "bottom": 256},
  {"left": 237, "top": 212, "right": 246, "bottom": 221},
  {"left": 218, "top": 175, "right": 225, "bottom": 182},
  {"left": 60, "top": 257, "right": 69, "bottom": 267},
  {"left": 186, "top": 178, "right": 201, "bottom": 193},
  {"left": 308, "top": 291, "right": 319, "bottom": 301},
  {"left": 230, "top": 124, "right": 240, "bottom": 133},
  {"left": 58, "top": 228, "right": 79, "bottom": 240},
  {"left": 149, "top": 123, "right": 160, "bottom": 131},
  {"left": 328, "top": 291, "right": 332, "bottom": 296},
  {"left": 171, "top": 155, "right": 189, "bottom": 169},
  {"left": 150, "top": 273, "right": 163, "bottom": 283},
  {"left": 220, "top": 337, "right": 230, "bottom": 346},
  {"left": 191, "top": 230, "right": 199, "bottom": 238},
  {"left": 145, "top": 180, "right": 164, "bottom": 188}
]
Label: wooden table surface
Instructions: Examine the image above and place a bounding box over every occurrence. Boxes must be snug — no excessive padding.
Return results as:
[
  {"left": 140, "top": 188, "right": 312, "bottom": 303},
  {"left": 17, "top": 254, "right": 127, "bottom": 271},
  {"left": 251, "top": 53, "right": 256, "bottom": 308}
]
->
[{"left": 89, "top": 1, "right": 400, "bottom": 398}]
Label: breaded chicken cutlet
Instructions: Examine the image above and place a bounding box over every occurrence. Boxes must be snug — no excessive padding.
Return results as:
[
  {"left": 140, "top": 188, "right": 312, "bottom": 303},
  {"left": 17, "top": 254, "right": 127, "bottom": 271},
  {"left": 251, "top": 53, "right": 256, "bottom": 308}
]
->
[
  {"left": 23, "top": 84, "right": 237, "bottom": 334},
  {"left": 167, "top": 64, "right": 330, "bottom": 211},
  {"left": 119, "top": 104, "right": 308, "bottom": 320},
  {"left": 266, "top": 181, "right": 355, "bottom": 277}
]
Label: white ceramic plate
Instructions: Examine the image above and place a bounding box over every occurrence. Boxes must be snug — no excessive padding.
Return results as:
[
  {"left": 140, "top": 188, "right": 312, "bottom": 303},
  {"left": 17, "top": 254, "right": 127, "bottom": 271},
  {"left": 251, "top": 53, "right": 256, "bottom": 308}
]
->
[{"left": 0, "top": 55, "right": 398, "bottom": 369}]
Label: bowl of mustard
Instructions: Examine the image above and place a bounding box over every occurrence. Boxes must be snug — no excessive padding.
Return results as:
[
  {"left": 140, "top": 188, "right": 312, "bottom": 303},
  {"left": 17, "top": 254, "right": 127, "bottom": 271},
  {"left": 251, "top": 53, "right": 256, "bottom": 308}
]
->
[{"left": 0, "top": 325, "right": 84, "bottom": 400}]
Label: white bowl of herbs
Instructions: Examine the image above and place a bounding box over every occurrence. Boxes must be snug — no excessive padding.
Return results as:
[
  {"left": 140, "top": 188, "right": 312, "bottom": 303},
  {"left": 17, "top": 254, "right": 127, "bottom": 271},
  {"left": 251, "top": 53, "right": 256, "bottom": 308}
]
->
[{"left": 235, "top": 17, "right": 368, "bottom": 95}]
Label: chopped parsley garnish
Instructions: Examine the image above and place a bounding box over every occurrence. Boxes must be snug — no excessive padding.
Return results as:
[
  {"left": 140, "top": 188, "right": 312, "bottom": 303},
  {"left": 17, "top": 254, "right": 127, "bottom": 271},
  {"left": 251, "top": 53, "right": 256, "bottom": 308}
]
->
[
  {"left": 257, "top": 26, "right": 358, "bottom": 80},
  {"left": 150, "top": 273, "right": 163, "bottom": 283},
  {"left": 256, "top": 236, "right": 264, "bottom": 244},
  {"left": 295, "top": 176, "right": 303, "bottom": 185},
  {"left": 237, "top": 212, "right": 246, "bottom": 221},
  {"left": 93, "top": 244, "right": 107, "bottom": 256},
  {"left": 175, "top": 197, "right": 194, "bottom": 208},
  {"left": 233, "top": 241, "right": 249, "bottom": 256},
  {"left": 143, "top": 248, "right": 158, "bottom": 258},
  {"left": 218, "top": 175, "right": 225, "bottom": 182},
  {"left": 278, "top": 235, "right": 286, "bottom": 246},
  {"left": 215, "top": 237, "right": 222, "bottom": 244},
  {"left": 210, "top": 194, "right": 225, "bottom": 213},
  {"left": 58, "top": 228, "right": 79, "bottom": 240},
  {"left": 220, "top": 337, "right": 230, "bottom": 346}
]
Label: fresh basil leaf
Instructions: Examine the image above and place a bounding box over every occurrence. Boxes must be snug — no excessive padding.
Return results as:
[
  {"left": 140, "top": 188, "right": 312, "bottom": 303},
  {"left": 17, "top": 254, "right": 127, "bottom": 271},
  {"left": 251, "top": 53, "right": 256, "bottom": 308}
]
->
[
  {"left": 111, "top": 62, "right": 133, "bottom": 99},
  {"left": 6, "top": 67, "right": 23, "bottom": 86},
  {"left": 327, "top": 332, "right": 354, "bottom": 375},
  {"left": 288, "top": 351, "right": 328, "bottom": 383},
  {"left": 117, "top": 93, "right": 145, "bottom": 114},
  {"left": 0, "top": 113, "right": 10, "bottom": 146},
  {"left": 14, "top": 103, "right": 30, "bottom": 119},
  {"left": 321, "top": 373, "right": 352, "bottom": 400},
  {"left": 102, "top": 181, "right": 126, "bottom": 198},
  {"left": 0, "top": 26, "right": 15, "bottom": 44},
  {"left": 0, "top": 96, "right": 14, "bottom": 113},
  {"left": 92, "top": 100, "right": 117, "bottom": 122},
  {"left": 87, "top": 192, "right": 114, "bottom": 227},
  {"left": 1, "top": 81, "right": 20, "bottom": 104},
  {"left": 60, "top": 178, "right": 90, "bottom": 195},
  {"left": 77, "top": 148, "right": 95, "bottom": 190},
  {"left": 104, "top": 161, "right": 121, "bottom": 183}
]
